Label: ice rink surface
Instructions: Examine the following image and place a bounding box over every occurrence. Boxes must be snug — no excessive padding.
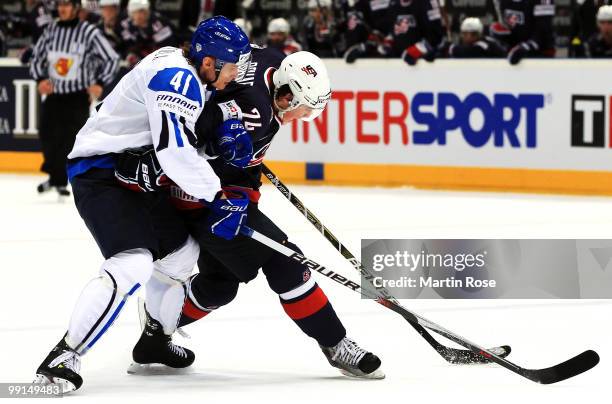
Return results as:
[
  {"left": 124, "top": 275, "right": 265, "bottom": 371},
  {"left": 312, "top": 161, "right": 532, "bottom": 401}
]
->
[{"left": 0, "top": 173, "right": 610, "bottom": 403}]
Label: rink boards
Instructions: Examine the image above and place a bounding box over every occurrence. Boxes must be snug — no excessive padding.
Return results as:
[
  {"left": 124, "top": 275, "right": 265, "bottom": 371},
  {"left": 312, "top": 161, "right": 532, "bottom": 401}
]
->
[{"left": 1, "top": 58, "right": 612, "bottom": 195}]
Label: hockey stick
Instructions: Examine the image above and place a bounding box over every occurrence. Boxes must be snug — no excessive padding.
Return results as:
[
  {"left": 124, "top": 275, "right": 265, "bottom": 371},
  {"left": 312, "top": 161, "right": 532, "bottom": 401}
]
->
[
  {"left": 260, "top": 164, "right": 508, "bottom": 364},
  {"left": 241, "top": 225, "right": 600, "bottom": 384}
]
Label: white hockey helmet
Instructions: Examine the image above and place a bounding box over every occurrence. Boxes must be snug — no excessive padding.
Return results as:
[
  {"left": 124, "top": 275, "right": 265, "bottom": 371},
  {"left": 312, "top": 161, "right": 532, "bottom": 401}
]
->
[
  {"left": 308, "top": 0, "right": 332, "bottom": 8},
  {"left": 128, "top": 0, "right": 149, "bottom": 14},
  {"left": 273, "top": 51, "right": 331, "bottom": 121},
  {"left": 234, "top": 18, "right": 253, "bottom": 37},
  {"left": 80, "top": 0, "right": 98, "bottom": 10},
  {"left": 460, "top": 17, "right": 483, "bottom": 34},
  {"left": 99, "top": 0, "right": 120, "bottom": 6},
  {"left": 597, "top": 5, "right": 612, "bottom": 22},
  {"left": 268, "top": 18, "right": 290, "bottom": 34}
]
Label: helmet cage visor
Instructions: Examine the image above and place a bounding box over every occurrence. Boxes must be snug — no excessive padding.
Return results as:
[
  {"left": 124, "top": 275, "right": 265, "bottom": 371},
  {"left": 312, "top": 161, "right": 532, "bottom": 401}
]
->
[
  {"left": 286, "top": 79, "right": 330, "bottom": 120},
  {"left": 213, "top": 51, "right": 252, "bottom": 72}
]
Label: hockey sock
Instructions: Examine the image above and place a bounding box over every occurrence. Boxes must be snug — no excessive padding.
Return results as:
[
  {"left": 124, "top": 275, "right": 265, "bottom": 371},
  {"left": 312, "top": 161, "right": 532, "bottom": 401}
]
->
[
  {"left": 178, "top": 295, "right": 213, "bottom": 327},
  {"left": 280, "top": 281, "right": 346, "bottom": 348}
]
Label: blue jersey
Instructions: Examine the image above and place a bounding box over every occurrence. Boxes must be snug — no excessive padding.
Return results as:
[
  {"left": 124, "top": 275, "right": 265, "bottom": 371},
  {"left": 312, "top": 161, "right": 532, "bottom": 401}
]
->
[{"left": 197, "top": 46, "right": 286, "bottom": 190}]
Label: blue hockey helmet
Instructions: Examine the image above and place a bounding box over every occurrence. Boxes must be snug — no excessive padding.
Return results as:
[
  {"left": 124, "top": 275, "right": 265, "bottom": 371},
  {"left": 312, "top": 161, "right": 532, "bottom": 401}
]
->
[{"left": 189, "top": 16, "right": 251, "bottom": 69}]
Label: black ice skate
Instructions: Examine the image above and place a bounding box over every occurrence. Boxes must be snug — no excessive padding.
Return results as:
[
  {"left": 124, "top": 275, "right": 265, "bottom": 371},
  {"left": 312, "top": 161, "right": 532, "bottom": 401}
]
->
[
  {"left": 128, "top": 309, "right": 195, "bottom": 374},
  {"left": 55, "top": 186, "right": 70, "bottom": 197},
  {"left": 33, "top": 336, "right": 82, "bottom": 394},
  {"left": 321, "top": 337, "right": 384, "bottom": 379},
  {"left": 36, "top": 180, "right": 51, "bottom": 194}
]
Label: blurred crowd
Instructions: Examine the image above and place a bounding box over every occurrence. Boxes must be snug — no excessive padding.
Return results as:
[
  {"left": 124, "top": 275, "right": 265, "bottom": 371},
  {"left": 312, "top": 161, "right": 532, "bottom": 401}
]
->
[{"left": 1, "top": 0, "right": 611, "bottom": 65}]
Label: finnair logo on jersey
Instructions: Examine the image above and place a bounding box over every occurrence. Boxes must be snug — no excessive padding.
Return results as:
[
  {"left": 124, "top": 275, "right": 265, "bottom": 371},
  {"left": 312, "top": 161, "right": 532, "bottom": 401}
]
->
[
  {"left": 156, "top": 94, "right": 198, "bottom": 110},
  {"left": 155, "top": 93, "right": 199, "bottom": 119}
]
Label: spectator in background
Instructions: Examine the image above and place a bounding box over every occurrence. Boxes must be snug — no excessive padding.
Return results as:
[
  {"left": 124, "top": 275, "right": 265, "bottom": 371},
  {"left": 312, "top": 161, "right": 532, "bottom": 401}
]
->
[
  {"left": 569, "top": 0, "right": 610, "bottom": 56},
  {"left": 448, "top": 17, "right": 505, "bottom": 58},
  {"left": 442, "top": 0, "right": 497, "bottom": 40},
  {"left": 180, "top": 0, "right": 240, "bottom": 31},
  {"left": 98, "top": 0, "right": 124, "bottom": 54},
  {"left": 342, "top": 0, "right": 392, "bottom": 62},
  {"left": 28, "top": 0, "right": 56, "bottom": 42},
  {"left": 0, "top": 8, "right": 13, "bottom": 56},
  {"left": 0, "top": 25, "right": 5, "bottom": 57},
  {"left": 490, "top": 0, "right": 556, "bottom": 64},
  {"left": 343, "top": 0, "right": 445, "bottom": 65},
  {"left": 266, "top": 17, "right": 302, "bottom": 55},
  {"left": 21, "top": 0, "right": 56, "bottom": 63},
  {"left": 244, "top": 0, "right": 308, "bottom": 42},
  {"left": 586, "top": 5, "right": 612, "bottom": 56},
  {"left": 390, "top": 0, "right": 445, "bottom": 65},
  {"left": 302, "top": 0, "right": 337, "bottom": 57},
  {"left": 120, "top": 0, "right": 176, "bottom": 67}
]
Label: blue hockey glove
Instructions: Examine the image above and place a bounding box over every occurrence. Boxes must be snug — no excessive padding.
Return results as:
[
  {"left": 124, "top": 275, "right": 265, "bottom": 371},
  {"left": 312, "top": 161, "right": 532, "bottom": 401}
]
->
[
  {"left": 205, "top": 190, "right": 249, "bottom": 240},
  {"left": 215, "top": 119, "right": 253, "bottom": 168}
]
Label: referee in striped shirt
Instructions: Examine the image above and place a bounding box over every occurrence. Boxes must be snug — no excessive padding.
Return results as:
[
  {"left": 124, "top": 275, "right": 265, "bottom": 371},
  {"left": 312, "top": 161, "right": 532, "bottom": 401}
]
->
[{"left": 30, "top": 0, "right": 119, "bottom": 196}]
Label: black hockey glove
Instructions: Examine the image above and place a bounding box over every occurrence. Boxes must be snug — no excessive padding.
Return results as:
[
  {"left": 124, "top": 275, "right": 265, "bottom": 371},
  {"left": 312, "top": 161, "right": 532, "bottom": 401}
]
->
[
  {"left": 114, "top": 146, "right": 170, "bottom": 192},
  {"left": 344, "top": 43, "right": 367, "bottom": 63},
  {"left": 508, "top": 40, "right": 538, "bottom": 65}
]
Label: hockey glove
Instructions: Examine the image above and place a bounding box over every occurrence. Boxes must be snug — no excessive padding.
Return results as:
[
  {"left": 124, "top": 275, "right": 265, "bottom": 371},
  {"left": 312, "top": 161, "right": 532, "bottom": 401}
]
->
[
  {"left": 344, "top": 42, "right": 367, "bottom": 64},
  {"left": 402, "top": 41, "right": 432, "bottom": 66},
  {"left": 115, "top": 146, "right": 170, "bottom": 192},
  {"left": 489, "top": 22, "right": 511, "bottom": 39},
  {"left": 205, "top": 190, "right": 249, "bottom": 240},
  {"left": 214, "top": 119, "right": 253, "bottom": 168},
  {"left": 508, "top": 40, "right": 538, "bottom": 65}
]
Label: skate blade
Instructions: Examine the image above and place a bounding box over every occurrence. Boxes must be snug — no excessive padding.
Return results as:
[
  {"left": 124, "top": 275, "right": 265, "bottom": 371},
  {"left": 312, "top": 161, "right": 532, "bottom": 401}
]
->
[
  {"left": 127, "top": 362, "right": 194, "bottom": 376},
  {"left": 339, "top": 368, "right": 386, "bottom": 380},
  {"left": 33, "top": 374, "right": 75, "bottom": 395}
]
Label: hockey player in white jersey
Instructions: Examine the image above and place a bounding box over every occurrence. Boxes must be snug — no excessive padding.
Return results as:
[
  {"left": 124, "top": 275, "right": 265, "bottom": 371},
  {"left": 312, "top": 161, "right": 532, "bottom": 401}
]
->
[{"left": 33, "top": 16, "right": 252, "bottom": 394}]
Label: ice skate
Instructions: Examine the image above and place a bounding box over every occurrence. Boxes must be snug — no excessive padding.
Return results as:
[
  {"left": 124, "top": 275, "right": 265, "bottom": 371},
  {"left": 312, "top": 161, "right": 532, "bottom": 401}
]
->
[
  {"left": 128, "top": 308, "right": 195, "bottom": 375},
  {"left": 36, "top": 180, "right": 51, "bottom": 194},
  {"left": 55, "top": 186, "right": 71, "bottom": 197},
  {"left": 321, "top": 336, "right": 384, "bottom": 379},
  {"left": 33, "top": 336, "right": 82, "bottom": 394}
]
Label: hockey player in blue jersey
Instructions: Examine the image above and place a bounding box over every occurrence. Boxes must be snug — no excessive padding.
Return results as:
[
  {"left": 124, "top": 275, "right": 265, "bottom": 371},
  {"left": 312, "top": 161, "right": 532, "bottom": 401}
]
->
[{"left": 33, "top": 16, "right": 252, "bottom": 394}]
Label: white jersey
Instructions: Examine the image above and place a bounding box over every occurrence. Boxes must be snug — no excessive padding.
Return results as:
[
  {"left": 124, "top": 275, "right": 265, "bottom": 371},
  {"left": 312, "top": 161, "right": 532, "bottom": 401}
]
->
[{"left": 68, "top": 47, "right": 220, "bottom": 202}]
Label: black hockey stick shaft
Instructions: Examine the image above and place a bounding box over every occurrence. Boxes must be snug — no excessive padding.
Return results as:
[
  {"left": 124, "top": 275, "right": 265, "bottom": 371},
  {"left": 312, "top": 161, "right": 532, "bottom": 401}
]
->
[
  {"left": 260, "top": 164, "right": 506, "bottom": 364},
  {"left": 241, "top": 225, "right": 599, "bottom": 384}
]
